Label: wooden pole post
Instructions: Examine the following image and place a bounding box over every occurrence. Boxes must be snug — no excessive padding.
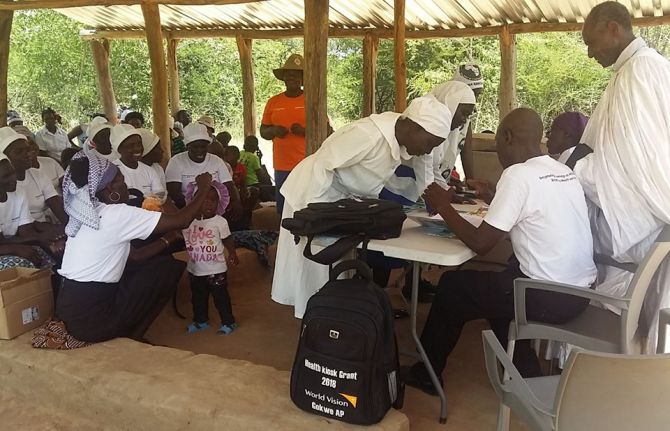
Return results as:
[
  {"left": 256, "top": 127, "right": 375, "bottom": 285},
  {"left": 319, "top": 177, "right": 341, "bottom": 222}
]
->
[
  {"left": 166, "top": 35, "right": 180, "bottom": 116},
  {"left": 0, "top": 10, "right": 13, "bottom": 127},
  {"left": 236, "top": 35, "right": 256, "bottom": 137},
  {"left": 393, "top": 0, "right": 407, "bottom": 112},
  {"left": 362, "top": 33, "right": 379, "bottom": 117},
  {"left": 499, "top": 25, "right": 517, "bottom": 120},
  {"left": 89, "top": 39, "right": 118, "bottom": 124},
  {"left": 303, "top": 0, "right": 329, "bottom": 154},
  {"left": 141, "top": 2, "right": 171, "bottom": 162}
]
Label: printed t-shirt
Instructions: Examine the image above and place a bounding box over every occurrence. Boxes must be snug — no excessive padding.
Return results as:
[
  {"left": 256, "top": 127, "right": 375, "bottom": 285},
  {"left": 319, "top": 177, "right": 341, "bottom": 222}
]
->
[
  {"left": 182, "top": 215, "right": 231, "bottom": 276},
  {"left": 484, "top": 155, "right": 597, "bottom": 287},
  {"left": 165, "top": 153, "right": 233, "bottom": 196}
]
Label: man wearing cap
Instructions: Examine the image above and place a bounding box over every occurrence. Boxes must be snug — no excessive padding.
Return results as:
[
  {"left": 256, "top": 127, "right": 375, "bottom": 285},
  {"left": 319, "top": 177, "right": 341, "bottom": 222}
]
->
[
  {"left": 166, "top": 122, "right": 241, "bottom": 217},
  {"left": 260, "top": 54, "right": 307, "bottom": 214},
  {"left": 272, "top": 95, "right": 455, "bottom": 318}
]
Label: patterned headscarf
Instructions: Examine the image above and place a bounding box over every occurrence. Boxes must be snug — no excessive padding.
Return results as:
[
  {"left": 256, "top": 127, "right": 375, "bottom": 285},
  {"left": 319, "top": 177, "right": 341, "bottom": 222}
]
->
[
  {"left": 62, "top": 152, "right": 119, "bottom": 237},
  {"left": 185, "top": 180, "right": 230, "bottom": 216}
]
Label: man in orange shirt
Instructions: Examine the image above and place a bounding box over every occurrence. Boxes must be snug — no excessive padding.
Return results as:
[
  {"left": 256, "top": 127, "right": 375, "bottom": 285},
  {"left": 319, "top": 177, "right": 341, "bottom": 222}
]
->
[{"left": 260, "top": 54, "right": 307, "bottom": 214}]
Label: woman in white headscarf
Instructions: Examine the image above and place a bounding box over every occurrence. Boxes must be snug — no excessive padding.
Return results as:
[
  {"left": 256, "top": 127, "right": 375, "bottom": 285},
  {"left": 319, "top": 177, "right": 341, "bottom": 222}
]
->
[
  {"left": 272, "top": 94, "right": 458, "bottom": 318},
  {"left": 381, "top": 81, "right": 476, "bottom": 204}
]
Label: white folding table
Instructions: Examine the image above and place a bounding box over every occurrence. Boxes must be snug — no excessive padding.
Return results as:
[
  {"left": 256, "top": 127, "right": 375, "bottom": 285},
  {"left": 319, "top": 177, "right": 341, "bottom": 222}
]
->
[{"left": 315, "top": 218, "right": 475, "bottom": 423}]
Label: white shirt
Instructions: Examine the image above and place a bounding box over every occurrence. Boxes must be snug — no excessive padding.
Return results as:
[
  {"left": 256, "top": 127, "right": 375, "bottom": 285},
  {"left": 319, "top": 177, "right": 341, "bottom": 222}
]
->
[
  {"left": 36, "top": 156, "right": 64, "bottom": 192},
  {"left": 114, "top": 160, "right": 165, "bottom": 198},
  {"left": 165, "top": 153, "right": 233, "bottom": 196},
  {"left": 150, "top": 163, "right": 167, "bottom": 190},
  {"left": 59, "top": 204, "right": 161, "bottom": 283},
  {"left": 16, "top": 170, "right": 59, "bottom": 223},
  {"left": 35, "top": 126, "right": 71, "bottom": 160},
  {"left": 484, "top": 156, "right": 596, "bottom": 287},
  {"left": 0, "top": 191, "right": 34, "bottom": 237},
  {"left": 281, "top": 112, "right": 410, "bottom": 211},
  {"left": 182, "top": 215, "right": 231, "bottom": 276}
]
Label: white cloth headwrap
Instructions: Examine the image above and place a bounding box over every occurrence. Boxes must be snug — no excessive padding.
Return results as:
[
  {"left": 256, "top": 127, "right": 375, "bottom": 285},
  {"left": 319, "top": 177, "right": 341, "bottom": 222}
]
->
[
  {"left": 430, "top": 81, "right": 476, "bottom": 117},
  {"left": 401, "top": 95, "right": 453, "bottom": 139},
  {"left": 62, "top": 152, "right": 118, "bottom": 237}
]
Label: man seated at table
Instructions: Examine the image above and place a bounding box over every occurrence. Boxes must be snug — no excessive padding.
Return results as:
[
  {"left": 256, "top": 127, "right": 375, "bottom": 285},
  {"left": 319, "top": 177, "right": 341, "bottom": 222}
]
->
[{"left": 404, "top": 108, "right": 597, "bottom": 395}]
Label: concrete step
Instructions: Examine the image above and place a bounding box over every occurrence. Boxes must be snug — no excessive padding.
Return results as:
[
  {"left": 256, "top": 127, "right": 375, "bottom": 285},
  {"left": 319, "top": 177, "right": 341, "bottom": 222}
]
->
[{"left": 0, "top": 333, "right": 409, "bottom": 431}]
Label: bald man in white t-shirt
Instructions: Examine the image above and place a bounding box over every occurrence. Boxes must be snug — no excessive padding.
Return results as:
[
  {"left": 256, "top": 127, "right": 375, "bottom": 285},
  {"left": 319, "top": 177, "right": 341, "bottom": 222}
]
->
[{"left": 404, "top": 108, "right": 597, "bottom": 396}]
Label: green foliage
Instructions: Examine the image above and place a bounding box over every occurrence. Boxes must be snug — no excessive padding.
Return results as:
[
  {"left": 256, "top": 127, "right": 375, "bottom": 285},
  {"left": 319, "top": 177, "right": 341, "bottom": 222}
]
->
[{"left": 7, "top": 10, "right": 670, "bottom": 141}]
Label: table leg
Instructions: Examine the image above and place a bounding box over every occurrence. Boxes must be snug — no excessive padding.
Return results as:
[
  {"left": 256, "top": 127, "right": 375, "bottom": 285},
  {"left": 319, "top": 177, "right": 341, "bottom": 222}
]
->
[{"left": 410, "top": 261, "right": 447, "bottom": 424}]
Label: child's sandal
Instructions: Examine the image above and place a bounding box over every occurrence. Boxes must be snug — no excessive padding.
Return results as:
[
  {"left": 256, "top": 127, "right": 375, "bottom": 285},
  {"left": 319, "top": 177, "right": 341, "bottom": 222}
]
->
[
  {"left": 217, "top": 323, "right": 238, "bottom": 335},
  {"left": 187, "top": 322, "right": 210, "bottom": 333}
]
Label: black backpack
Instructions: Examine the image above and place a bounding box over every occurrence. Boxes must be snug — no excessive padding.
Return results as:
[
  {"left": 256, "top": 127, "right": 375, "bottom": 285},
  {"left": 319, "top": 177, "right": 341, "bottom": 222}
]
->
[
  {"left": 290, "top": 260, "right": 404, "bottom": 425},
  {"left": 281, "top": 198, "right": 407, "bottom": 265}
]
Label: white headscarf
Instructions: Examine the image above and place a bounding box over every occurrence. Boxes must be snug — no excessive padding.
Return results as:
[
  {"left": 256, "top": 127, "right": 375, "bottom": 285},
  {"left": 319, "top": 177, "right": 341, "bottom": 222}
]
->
[
  {"left": 401, "top": 95, "right": 452, "bottom": 139},
  {"left": 430, "top": 81, "right": 476, "bottom": 116}
]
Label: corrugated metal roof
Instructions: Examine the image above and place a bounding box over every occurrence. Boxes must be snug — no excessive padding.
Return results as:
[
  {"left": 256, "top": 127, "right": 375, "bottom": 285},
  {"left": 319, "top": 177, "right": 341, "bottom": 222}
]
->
[{"left": 57, "top": 0, "right": 670, "bottom": 33}]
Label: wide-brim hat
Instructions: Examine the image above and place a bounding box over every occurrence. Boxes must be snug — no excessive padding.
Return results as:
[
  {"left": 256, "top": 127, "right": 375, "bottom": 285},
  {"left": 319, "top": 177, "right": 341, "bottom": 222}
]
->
[
  {"left": 273, "top": 54, "right": 304, "bottom": 80},
  {"left": 197, "top": 115, "right": 215, "bottom": 131}
]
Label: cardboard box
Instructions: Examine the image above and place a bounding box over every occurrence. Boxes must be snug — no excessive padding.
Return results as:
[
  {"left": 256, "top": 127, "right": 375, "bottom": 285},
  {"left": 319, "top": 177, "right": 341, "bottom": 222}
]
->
[{"left": 0, "top": 267, "right": 53, "bottom": 340}]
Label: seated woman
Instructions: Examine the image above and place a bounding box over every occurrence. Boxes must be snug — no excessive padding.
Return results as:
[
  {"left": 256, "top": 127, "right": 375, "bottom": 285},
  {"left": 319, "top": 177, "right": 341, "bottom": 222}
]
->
[
  {"left": 12, "top": 125, "right": 64, "bottom": 192},
  {"left": 0, "top": 148, "right": 61, "bottom": 270},
  {"left": 139, "top": 128, "right": 166, "bottom": 191},
  {"left": 110, "top": 124, "right": 165, "bottom": 206},
  {"left": 0, "top": 127, "right": 67, "bottom": 226},
  {"left": 56, "top": 153, "right": 213, "bottom": 343}
]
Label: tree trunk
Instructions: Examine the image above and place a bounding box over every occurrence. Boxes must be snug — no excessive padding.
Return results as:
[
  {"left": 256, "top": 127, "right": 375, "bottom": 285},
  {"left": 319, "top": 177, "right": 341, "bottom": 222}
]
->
[
  {"left": 0, "top": 10, "right": 13, "bottom": 127},
  {"left": 89, "top": 39, "right": 118, "bottom": 124},
  {"left": 236, "top": 35, "right": 257, "bottom": 137},
  {"left": 393, "top": 0, "right": 407, "bottom": 112},
  {"left": 362, "top": 33, "right": 379, "bottom": 117},
  {"left": 499, "top": 25, "right": 517, "bottom": 120}
]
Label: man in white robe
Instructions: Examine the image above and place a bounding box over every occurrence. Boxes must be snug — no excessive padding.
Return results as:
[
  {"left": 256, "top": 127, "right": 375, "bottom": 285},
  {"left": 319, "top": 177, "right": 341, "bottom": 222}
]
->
[
  {"left": 272, "top": 95, "right": 454, "bottom": 318},
  {"left": 576, "top": 1, "right": 670, "bottom": 348}
]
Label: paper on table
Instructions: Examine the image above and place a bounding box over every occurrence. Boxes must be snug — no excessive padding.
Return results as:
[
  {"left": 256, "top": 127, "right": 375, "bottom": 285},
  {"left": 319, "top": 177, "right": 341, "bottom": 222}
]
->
[{"left": 407, "top": 205, "right": 487, "bottom": 229}]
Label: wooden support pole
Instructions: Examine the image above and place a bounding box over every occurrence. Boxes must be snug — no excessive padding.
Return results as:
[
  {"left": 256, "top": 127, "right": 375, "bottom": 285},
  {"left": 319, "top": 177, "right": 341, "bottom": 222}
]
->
[
  {"left": 393, "top": 0, "right": 407, "bottom": 112},
  {"left": 498, "top": 25, "right": 517, "bottom": 121},
  {"left": 0, "top": 10, "right": 12, "bottom": 127},
  {"left": 141, "top": 2, "right": 171, "bottom": 162},
  {"left": 89, "top": 39, "right": 118, "bottom": 124},
  {"left": 166, "top": 36, "right": 180, "bottom": 115},
  {"left": 362, "top": 34, "right": 379, "bottom": 117},
  {"left": 303, "top": 0, "right": 329, "bottom": 154},
  {"left": 236, "top": 35, "right": 256, "bottom": 137}
]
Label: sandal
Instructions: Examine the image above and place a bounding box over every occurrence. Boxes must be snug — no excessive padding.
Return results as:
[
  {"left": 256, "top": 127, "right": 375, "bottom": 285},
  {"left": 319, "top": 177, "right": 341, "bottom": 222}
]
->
[
  {"left": 186, "top": 322, "right": 210, "bottom": 333},
  {"left": 217, "top": 323, "right": 238, "bottom": 335}
]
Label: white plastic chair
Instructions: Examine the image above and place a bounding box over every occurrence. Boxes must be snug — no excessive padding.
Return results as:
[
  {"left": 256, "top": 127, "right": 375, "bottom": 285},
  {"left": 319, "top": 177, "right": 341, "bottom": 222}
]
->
[
  {"left": 656, "top": 308, "right": 670, "bottom": 353},
  {"left": 483, "top": 330, "right": 670, "bottom": 431},
  {"left": 497, "top": 225, "right": 670, "bottom": 430}
]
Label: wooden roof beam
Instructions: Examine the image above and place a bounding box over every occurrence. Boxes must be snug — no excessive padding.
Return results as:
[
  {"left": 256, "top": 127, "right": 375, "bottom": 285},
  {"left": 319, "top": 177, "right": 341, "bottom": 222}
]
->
[
  {"left": 0, "top": 0, "right": 266, "bottom": 11},
  {"left": 78, "top": 13, "right": 670, "bottom": 41}
]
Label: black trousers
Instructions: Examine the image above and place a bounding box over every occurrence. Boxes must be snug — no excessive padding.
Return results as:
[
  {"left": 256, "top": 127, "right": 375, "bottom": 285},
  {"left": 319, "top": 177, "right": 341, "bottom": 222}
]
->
[
  {"left": 57, "top": 255, "right": 185, "bottom": 343},
  {"left": 420, "top": 265, "right": 590, "bottom": 378},
  {"left": 190, "top": 272, "right": 235, "bottom": 325}
]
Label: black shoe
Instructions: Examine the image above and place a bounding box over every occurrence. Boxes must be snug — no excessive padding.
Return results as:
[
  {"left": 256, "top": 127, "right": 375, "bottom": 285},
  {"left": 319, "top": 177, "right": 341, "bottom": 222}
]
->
[
  {"left": 401, "top": 364, "right": 443, "bottom": 397},
  {"left": 402, "top": 279, "right": 437, "bottom": 303}
]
